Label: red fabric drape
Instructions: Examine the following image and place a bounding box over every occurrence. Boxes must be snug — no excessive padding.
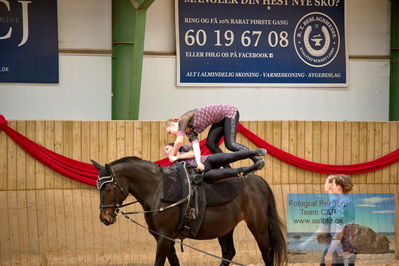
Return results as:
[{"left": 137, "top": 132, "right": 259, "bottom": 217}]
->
[
  {"left": 0, "top": 115, "right": 216, "bottom": 186},
  {"left": 1, "top": 115, "right": 98, "bottom": 186},
  {"left": 1, "top": 115, "right": 399, "bottom": 186},
  {"left": 237, "top": 123, "right": 399, "bottom": 175}
]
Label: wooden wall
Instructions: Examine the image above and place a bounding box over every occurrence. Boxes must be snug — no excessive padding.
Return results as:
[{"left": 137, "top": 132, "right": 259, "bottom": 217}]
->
[{"left": 0, "top": 120, "right": 398, "bottom": 265}]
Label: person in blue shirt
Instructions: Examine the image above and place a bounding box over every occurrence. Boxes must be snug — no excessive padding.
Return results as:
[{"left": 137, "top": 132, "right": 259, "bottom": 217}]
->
[
  {"left": 300, "top": 174, "right": 356, "bottom": 266},
  {"left": 320, "top": 174, "right": 356, "bottom": 266}
]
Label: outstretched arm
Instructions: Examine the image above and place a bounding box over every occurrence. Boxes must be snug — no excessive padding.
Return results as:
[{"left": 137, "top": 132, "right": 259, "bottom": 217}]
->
[
  {"left": 169, "top": 149, "right": 195, "bottom": 162},
  {"left": 192, "top": 140, "right": 205, "bottom": 170},
  {"left": 170, "top": 135, "right": 184, "bottom": 157}
]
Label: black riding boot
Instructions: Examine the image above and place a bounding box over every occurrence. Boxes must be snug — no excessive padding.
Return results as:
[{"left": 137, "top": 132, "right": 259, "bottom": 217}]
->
[
  {"left": 251, "top": 148, "right": 267, "bottom": 163},
  {"left": 238, "top": 160, "right": 265, "bottom": 176}
]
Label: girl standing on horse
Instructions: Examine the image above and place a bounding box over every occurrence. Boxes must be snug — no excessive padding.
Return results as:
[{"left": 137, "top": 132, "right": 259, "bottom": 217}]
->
[{"left": 164, "top": 104, "right": 262, "bottom": 170}]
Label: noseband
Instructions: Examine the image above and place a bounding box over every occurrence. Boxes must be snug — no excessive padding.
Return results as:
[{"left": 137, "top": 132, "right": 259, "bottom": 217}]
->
[{"left": 97, "top": 166, "right": 128, "bottom": 210}]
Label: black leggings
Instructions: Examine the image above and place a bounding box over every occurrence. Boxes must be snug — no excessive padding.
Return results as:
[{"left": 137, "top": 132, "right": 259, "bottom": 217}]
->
[
  {"left": 206, "top": 111, "right": 249, "bottom": 154},
  {"left": 202, "top": 150, "right": 258, "bottom": 183},
  {"left": 320, "top": 249, "right": 356, "bottom": 266}
]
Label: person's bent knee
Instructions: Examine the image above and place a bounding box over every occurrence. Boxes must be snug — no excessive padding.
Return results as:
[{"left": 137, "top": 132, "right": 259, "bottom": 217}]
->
[{"left": 225, "top": 141, "right": 246, "bottom": 152}]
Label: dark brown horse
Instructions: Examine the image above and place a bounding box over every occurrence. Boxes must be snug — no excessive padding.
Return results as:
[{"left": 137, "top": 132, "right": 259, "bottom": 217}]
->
[{"left": 92, "top": 156, "right": 287, "bottom": 266}]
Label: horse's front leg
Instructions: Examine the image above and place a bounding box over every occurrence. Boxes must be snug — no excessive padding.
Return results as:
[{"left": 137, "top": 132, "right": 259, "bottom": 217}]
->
[
  {"left": 154, "top": 237, "right": 172, "bottom": 266},
  {"left": 167, "top": 241, "right": 180, "bottom": 266},
  {"left": 150, "top": 233, "right": 179, "bottom": 265}
]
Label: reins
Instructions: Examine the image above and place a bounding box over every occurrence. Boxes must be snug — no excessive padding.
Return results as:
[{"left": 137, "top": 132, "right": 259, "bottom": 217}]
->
[{"left": 119, "top": 196, "right": 190, "bottom": 215}]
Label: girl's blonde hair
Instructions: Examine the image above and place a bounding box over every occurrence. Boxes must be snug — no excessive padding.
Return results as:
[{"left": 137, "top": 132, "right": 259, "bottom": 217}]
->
[
  {"left": 327, "top": 174, "right": 353, "bottom": 194},
  {"left": 164, "top": 118, "right": 179, "bottom": 128}
]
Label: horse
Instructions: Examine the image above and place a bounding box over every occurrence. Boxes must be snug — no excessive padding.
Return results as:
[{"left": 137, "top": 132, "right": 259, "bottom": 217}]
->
[{"left": 92, "top": 156, "right": 287, "bottom": 266}]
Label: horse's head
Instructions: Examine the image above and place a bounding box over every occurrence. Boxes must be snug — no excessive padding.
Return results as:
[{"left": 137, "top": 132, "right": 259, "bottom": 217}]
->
[{"left": 91, "top": 160, "right": 129, "bottom": 226}]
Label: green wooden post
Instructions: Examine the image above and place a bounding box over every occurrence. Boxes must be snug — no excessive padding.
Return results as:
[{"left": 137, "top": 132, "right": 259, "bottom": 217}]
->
[
  {"left": 112, "top": 0, "right": 154, "bottom": 120},
  {"left": 112, "top": 0, "right": 134, "bottom": 120},
  {"left": 390, "top": 0, "right": 399, "bottom": 121}
]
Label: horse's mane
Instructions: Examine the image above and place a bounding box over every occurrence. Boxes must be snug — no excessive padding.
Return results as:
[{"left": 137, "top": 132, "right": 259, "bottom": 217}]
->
[{"left": 109, "top": 156, "right": 158, "bottom": 168}]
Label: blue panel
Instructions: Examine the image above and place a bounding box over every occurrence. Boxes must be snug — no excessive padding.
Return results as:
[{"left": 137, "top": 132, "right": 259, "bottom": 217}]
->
[
  {"left": 0, "top": 0, "right": 58, "bottom": 83},
  {"left": 176, "top": 0, "right": 346, "bottom": 86}
]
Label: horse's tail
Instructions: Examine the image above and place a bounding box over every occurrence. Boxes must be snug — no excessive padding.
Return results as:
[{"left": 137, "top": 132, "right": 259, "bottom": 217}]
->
[{"left": 263, "top": 179, "right": 288, "bottom": 265}]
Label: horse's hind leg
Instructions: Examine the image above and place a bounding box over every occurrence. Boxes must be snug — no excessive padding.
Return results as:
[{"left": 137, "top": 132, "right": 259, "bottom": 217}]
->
[
  {"left": 246, "top": 219, "right": 274, "bottom": 266},
  {"left": 217, "top": 229, "right": 236, "bottom": 266}
]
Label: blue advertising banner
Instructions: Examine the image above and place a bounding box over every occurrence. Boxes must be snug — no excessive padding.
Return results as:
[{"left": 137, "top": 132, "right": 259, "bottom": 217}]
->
[
  {"left": 0, "top": 0, "right": 58, "bottom": 83},
  {"left": 176, "top": 0, "right": 347, "bottom": 87}
]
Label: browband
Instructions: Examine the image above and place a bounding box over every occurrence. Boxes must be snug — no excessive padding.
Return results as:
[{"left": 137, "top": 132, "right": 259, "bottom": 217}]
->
[{"left": 96, "top": 175, "right": 113, "bottom": 190}]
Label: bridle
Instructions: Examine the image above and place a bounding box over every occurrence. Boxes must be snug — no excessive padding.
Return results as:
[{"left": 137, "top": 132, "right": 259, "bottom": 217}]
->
[{"left": 97, "top": 166, "right": 131, "bottom": 210}]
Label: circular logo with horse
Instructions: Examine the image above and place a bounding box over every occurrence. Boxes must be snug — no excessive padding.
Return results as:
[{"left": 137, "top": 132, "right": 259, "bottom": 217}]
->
[{"left": 294, "top": 12, "right": 340, "bottom": 68}]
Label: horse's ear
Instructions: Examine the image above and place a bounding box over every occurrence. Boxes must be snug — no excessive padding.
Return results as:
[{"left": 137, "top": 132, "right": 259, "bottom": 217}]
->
[
  {"left": 91, "top": 159, "right": 104, "bottom": 171},
  {"left": 104, "top": 163, "right": 112, "bottom": 173}
]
